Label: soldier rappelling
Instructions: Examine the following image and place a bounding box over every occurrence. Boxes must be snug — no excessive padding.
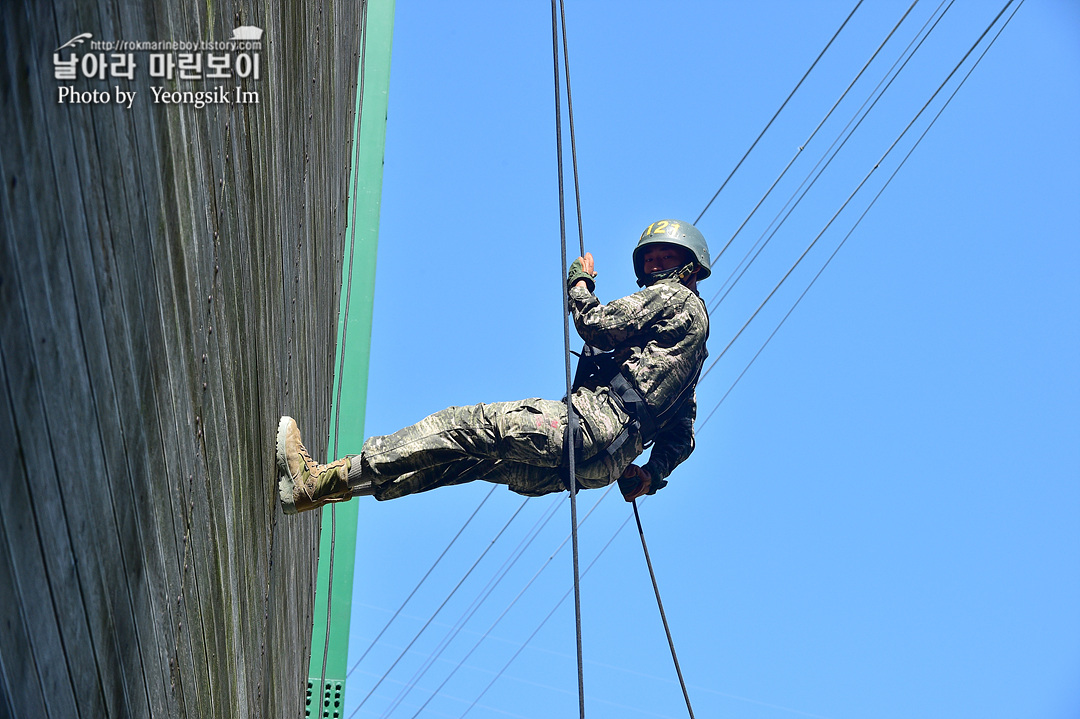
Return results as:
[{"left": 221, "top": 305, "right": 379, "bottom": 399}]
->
[{"left": 275, "top": 219, "right": 711, "bottom": 511}]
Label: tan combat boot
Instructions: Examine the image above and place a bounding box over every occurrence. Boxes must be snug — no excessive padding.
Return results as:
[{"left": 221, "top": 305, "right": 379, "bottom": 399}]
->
[{"left": 276, "top": 416, "right": 352, "bottom": 514}]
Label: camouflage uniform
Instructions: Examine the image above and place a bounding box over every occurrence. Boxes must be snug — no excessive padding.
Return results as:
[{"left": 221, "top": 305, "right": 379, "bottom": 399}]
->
[{"left": 355, "top": 277, "right": 709, "bottom": 500}]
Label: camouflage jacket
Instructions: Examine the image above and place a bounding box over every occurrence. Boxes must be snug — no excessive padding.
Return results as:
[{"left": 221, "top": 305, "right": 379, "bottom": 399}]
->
[{"left": 568, "top": 278, "right": 709, "bottom": 481}]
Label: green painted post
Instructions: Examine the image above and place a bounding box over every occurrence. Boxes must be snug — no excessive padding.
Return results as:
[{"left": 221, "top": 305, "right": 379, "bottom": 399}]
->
[{"left": 307, "top": 2, "right": 395, "bottom": 717}]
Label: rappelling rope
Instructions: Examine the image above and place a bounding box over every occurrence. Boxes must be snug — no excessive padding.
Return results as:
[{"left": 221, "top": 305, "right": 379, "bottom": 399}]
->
[
  {"left": 631, "top": 500, "right": 696, "bottom": 717},
  {"left": 549, "top": 0, "right": 587, "bottom": 716},
  {"left": 551, "top": 3, "right": 699, "bottom": 716},
  {"left": 559, "top": 0, "right": 586, "bottom": 257},
  {"left": 322, "top": 0, "right": 370, "bottom": 712}
]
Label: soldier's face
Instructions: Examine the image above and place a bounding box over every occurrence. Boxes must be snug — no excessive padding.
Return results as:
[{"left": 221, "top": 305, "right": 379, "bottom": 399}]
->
[{"left": 642, "top": 244, "right": 688, "bottom": 274}]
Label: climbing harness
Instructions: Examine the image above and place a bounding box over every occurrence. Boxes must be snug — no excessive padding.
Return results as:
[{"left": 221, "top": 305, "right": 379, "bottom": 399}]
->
[{"left": 568, "top": 323, "right": 709, "bottom": 486}]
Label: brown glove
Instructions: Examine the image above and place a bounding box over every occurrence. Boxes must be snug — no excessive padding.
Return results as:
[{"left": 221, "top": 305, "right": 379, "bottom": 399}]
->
[{"left": 618, "top": 464, "right": 652, "bottom": 502}]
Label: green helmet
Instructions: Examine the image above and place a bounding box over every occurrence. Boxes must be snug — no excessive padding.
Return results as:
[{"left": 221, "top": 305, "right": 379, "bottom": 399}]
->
[{"left": 633, "top": 219, "right": 711, "bottom": 287}]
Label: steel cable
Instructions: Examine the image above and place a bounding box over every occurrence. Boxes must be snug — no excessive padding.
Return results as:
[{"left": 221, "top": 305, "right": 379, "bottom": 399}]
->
[
  {"left": 380, "top": 497, "right": 566, "bottom": 717},
  {"left": 347, "top": 499, "right": 532, "bottom": 718},
  {"left": 705, "top": 0, "right": 934, "bottom": 313},
  {"left": 704, "top": 0, "right": 957, "bottom": 327},
  {"left": 345, "top": 485, "right": 498, "bottom": 681},
  {"left": 698, "top": 0, "right": 1021, "bottom": 423},
  {"left": 694, "top": 0, "right": 865, "bottom": 230},
  {"left": 458, "top": 500, "right": 642, "bottom": 718},
  {"left": 699, "top": 0, "right": 1009, "bottom": 386},
  {"left": 407, "top": 485, "right": 616, "bottom": 719}
]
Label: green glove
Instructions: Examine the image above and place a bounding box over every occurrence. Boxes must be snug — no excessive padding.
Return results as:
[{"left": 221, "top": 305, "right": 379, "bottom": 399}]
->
[{"left": 567, "top": 258, "right": 596, "bottom": 292}]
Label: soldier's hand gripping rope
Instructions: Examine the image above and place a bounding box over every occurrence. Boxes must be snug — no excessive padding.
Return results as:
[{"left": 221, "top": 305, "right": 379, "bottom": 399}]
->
[{"left": 566, "top": 252, "right": 596, "bottom": 292}]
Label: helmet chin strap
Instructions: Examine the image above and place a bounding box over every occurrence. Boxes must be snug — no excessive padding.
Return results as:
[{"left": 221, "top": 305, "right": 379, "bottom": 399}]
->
[{"left": 638, "top": 261, "right": 697, "bottom": 288}]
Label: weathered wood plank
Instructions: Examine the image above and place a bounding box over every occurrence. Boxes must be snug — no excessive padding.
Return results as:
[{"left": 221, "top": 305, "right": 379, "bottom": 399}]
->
[
  {"left": 0, "top": 339, "right": 75, "bottom": 719},
  {"left": 0, "top": 10, "right": 115, "bottom": 717},
  {"left": 20, "top": 3, "right": 146, "bottom": 716}
]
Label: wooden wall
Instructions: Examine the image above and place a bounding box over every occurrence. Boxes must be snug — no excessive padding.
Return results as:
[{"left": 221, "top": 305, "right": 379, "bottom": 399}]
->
[{"left": 0, "top": 1, "right": 361, "bottom": 716}]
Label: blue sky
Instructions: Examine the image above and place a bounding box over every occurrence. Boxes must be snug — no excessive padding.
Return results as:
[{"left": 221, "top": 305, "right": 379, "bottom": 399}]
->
[{"left": 346, "top": 2, "right": 1079, "bottom": 717}]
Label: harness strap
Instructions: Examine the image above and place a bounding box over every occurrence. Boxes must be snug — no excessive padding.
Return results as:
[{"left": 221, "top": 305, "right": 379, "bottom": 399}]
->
[
  {"left": 637, "top": 260, "right": 699, "bottom": 288},
  {"left": 607, "top": 372, "right": 656, "bottom": 443}
]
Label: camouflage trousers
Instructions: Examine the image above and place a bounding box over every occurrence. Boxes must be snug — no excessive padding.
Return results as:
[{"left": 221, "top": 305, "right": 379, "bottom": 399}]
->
[{"left": 353, "top": 386, "right": 644, "bottom": 500}]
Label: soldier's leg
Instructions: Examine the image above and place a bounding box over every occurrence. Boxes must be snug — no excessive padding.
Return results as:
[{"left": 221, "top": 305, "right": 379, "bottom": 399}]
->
[
  {"left": 371, "top": 457, "right": 565, "bottom": 500},
  {"left": 358, "top": 389, "right": 643, "bottom": 499},
  {"left": 278, "top": 401, "right": 570, "bottom": 514},
  {"left": 371, "top": 458, "right": 497, "bottom": 500},
  {"left": 278, "top": 390, "right": 632, "bottom": 513},
  {"left": 355, "top": 398, "right": 569, "bottom": 486},
  {"left": 564, "top": 385, "right": 644, "bottom": 490}
]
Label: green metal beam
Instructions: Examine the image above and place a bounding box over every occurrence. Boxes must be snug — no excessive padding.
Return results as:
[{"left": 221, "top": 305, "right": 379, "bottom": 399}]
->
[{"left": 308, "top": 2, "right": 395, "bottom": 717}]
